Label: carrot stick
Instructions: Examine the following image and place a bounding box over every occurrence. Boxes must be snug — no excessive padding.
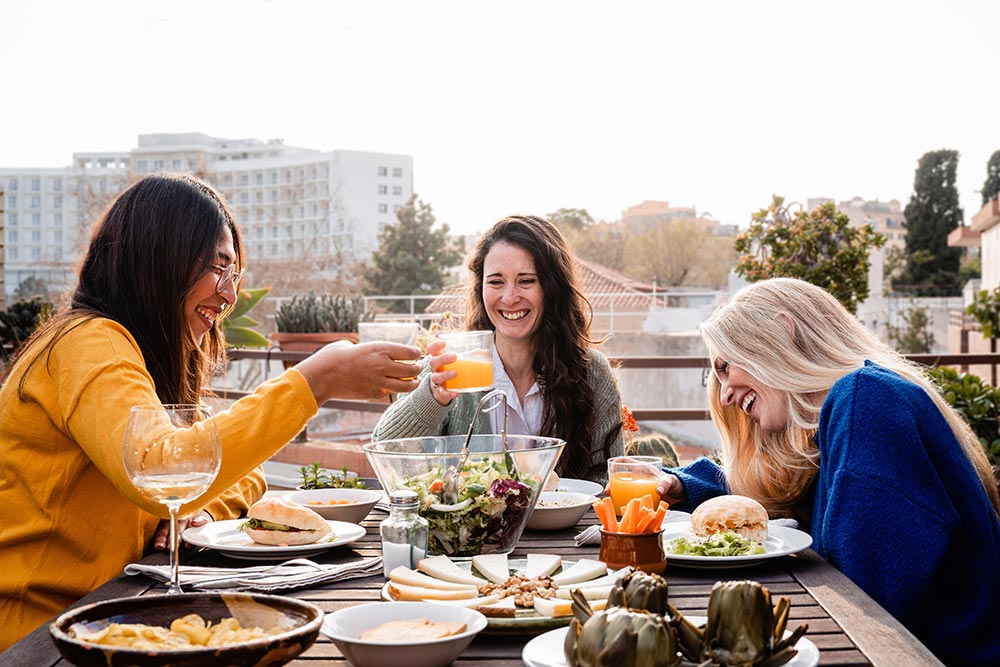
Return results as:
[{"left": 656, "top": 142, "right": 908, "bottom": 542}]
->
[
  {"left": 640, "top": 494, "right": 654, "bottom": 511},
  {"left": 592, "top": 499, "right": 613, "bottom": 531},
  {"left": 620, "top": 499, "right": 639, "bottom": 533},
  {"left": 635, "top": 506, "right": 655, "bottom": 533},
  {"left": 646, "top": 505, "right": 667, "bottom": 532},
  {"left": 603, "top": 497, "right": 619, "bottom": 532}
]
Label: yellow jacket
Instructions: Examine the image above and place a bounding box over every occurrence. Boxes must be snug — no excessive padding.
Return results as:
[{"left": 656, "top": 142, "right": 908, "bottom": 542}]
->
[{"left": 0, "top": 317, "right": 317, "bottom": 649}]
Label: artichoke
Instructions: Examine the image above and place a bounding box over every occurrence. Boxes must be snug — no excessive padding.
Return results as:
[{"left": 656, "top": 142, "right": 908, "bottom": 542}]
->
[
  {"left": 607, "top": 569, "right": 669, "bottom": 615},
  {"left": 671, "top": 580, "right": 808, "bottom": 667},
  {"left": 565, "top": 605, "right": 681, "bottom": 667}
]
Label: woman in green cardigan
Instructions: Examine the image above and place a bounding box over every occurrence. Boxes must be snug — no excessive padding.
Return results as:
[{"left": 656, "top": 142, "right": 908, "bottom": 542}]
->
[{"left": 373, "top": 215, "right": 623, "bottom": 483}]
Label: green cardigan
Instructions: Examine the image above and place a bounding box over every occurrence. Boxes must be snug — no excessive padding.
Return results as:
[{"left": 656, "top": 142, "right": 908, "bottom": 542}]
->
[{"left": 372, "top": 348, "right": 623, "bottom": 483}]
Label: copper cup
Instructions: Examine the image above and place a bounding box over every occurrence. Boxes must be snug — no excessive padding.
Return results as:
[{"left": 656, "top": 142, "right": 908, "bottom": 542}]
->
[{"left": 599, "top": 529, "right": 666, "bottom": 574}]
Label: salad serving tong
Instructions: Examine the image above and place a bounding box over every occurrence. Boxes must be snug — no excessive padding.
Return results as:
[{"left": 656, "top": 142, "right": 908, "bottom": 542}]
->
[{"left": 440, "top": 389, "right": 517, "bottom": 505}]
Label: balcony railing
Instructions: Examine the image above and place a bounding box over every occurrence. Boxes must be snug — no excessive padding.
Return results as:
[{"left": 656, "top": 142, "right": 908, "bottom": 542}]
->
[{"left": 220, "top": 350, "right": 1000, "bottom": 422}]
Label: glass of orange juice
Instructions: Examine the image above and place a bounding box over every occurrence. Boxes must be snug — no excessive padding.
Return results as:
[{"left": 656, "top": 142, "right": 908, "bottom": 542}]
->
[
  {"left": 439, "top": 330, "right": 494, "bottom": 392},
  {"left": 608, "top": 456, "right": 663, "bottom": 517}
]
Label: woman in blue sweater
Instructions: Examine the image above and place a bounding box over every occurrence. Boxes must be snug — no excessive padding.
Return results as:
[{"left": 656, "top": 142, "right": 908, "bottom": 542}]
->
[{"left": 658, "top": 278, "right": 1000, "bottom": 667}]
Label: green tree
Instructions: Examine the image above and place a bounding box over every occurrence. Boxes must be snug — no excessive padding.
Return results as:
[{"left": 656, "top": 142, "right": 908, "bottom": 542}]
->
[
  {"left": 0, "top": 298, "right": 53, "bottom": 361},
  {"left": 887, "top": 301, "right": 935, "bottom": 354},
  {"left": 547, "top": 207, "right": 594, "bottom": 232},
  {"left": 967, "top": 286, "right": 1000, "bottom": 386},
  {"left": 734, "top": 196, "right": 886, "bottom": 314},
  {"left": 362, "top": 195, "right": 464, "bottom": 313},
  {"left": 14, "top": 277, "right": 50, "bottom": 302},
  {"left": 982, "top": 149, "right": 1000, "bottom": 206},
  {"left": 895, "top": 149, "right": 964, "bottom": 295}
]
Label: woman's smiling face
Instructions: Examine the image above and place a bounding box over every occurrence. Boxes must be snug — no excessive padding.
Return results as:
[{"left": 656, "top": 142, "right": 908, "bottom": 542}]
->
[
  {"left": 713, "top": 357, "right": 790, "bottom": 433},
  {"left": 184, "top": 228, "right": 237, "bottom": 344},
  {"left": 482, "top": 241, "right": 544, "bottom": 343}
]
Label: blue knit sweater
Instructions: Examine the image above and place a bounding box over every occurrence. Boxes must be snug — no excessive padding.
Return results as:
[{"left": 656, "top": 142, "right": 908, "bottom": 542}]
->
[{"left": 671, "top": 362, "right": 1000, "bottom": 667}]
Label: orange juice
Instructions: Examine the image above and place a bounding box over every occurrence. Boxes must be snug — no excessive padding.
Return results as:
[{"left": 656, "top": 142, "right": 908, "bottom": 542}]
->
[
  {"left": 442, "top": 356, "right": 494, "bottom": 391},
  {"left": 609, "top": 474, "right": 660, "bottom": 516}
]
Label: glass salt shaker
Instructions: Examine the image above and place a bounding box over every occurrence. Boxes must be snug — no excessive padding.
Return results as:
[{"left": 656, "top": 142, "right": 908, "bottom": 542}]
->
[{"left": 380, "top": 489, "right": 429, "bottom": 577}]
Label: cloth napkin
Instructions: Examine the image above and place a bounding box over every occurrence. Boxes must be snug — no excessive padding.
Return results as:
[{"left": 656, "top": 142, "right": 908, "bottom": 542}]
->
[
  {"left": 124, "top": 556, "right": 383, "bottom": 592},
  {"left": 574, "top": 513, "right": 799, "bottom": 546}
]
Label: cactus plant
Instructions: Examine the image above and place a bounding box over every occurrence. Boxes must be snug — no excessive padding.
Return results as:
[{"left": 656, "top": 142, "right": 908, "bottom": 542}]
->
[
  {"left": 274, "top": 293, "right": 370, "bottom": 334},
  {"left": 626, "top": 434, "right": 680, "bottom": 469}
]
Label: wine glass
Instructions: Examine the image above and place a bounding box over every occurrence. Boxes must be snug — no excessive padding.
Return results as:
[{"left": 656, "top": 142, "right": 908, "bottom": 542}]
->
[{"left": 122, "top": 404, "right": 221, "bottom": 594}]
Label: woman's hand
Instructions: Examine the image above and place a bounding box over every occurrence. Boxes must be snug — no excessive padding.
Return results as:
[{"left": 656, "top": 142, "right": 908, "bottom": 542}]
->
[
  {"left": 424, "top": 339, "right": 459, "bottom": 406},
  {"left": 153, "top": 511, "right": 211, "bottom": 550},
  {"left": 656, "top": 473, "right": 688, "bottom": 507},
  {"left": 296, "top": 341, "right": 422, "bottom": 403}
]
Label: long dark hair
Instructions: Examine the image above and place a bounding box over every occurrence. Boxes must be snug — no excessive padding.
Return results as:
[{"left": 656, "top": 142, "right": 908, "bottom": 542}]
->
[
  {"left": 465, "top": 215, "right": 616, "bottom": 478},
  {"left": 6, "top": 173, "right": 243, "bottom": 405}
]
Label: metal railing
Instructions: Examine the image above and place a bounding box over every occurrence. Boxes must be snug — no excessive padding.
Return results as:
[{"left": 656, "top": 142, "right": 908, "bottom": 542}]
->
[{"left": 220, "top": 350, "right": 1000, "bottom": 422}]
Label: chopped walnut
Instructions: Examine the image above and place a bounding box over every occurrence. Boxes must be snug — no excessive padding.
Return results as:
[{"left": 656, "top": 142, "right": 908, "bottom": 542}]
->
[{"left": 477, "top": 575, "right": 558, "bottom": 608}]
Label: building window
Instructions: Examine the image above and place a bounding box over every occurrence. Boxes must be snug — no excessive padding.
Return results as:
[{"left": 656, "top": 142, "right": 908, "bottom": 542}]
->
[
  {"left": 8, "top": 212, "right": 16, "bottom": 225},
  {"left": 172, "top": 159, "right": 182, "bottom": 169},
  {"left": 241, "top": 174, "right": 249, "bottom": 186},
  {"left": 393, "top": 185, "right": 402, "bottom": 196},
  {"left": 32, "top": 230, "right": 41, "bottom": 243},
  {"left": 54, "top": 230, "right": 62, "bottom": 243},
  {"left": 378, "top": 203, "right": 388, "bottom": 213},
  {"left": 53, "top": 179, "right": 62, "bottom": 192},
  {"left": 378, "top": 184, "right": 388, "bottom": 195},
  {"left": 54, "top": 212, "right": 62, "bottom": 224},
  {"left": 31, "top": 178, "right": 40, "bottom": 191},
  {"left": 99, "top": 179, "right": 108, "bottom": 192},
  {"left": 7, "top": 178, "right": 16, "bottom": 191},
  {"left": 377, "top": 166, "right": 388, "bottom": 177},
  {"left": 32, "top": 213, "right": 41, "bottom": 225},
  {"left": 8, "top": 247, "right": 16, "bottom": 260},
  {"left": 8, "top": 230, "right": 16, "bottom": 242},
  {"left": 32, "top": 247, "right": 41, "bottom": 260},
  {"left": 393, "top": 167, "right": 403, "bottom": 177},
  {"left": 54, "top": 196, "right": 62, "bottom": 208},
  {"left": 154, "top": 160, "right": 164, "bottom": 170},
  {"left": 8, "top": 195, "right": 16, "bottom": 208},
  {"left": 31, "top": 196, "right": 40, "bottom": 208}
]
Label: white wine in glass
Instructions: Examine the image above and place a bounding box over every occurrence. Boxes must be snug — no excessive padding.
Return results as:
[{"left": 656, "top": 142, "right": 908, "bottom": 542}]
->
[{"left": 123, "top": 404, "right": 221, "bottom": 594}]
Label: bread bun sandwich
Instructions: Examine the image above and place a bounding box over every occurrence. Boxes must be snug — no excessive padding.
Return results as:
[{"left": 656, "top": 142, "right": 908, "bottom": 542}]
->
[
  {"left": 690, "top": 495, "right": 768, "bottom": 543},
  {"left": 239, "top": 496, "right": 332, "bottom": 545}
]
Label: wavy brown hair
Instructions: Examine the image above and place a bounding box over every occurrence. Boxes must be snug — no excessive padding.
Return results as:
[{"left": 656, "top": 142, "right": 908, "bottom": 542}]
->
[
  {"left": 5, "top": 173, "right": 243, "bottom": 405},
  {"left": 464, "top": 215, "right": 618, "bottom": 478}
]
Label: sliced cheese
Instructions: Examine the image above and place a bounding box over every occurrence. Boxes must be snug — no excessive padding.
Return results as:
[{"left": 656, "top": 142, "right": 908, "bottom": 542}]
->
[
  {"left": 388, "top": 566, "right": 479, "bottom": 592},
  {"left": 434, "top": 593, "right": 503, "bottom": 609},
  {"left": 522, "top": 553, "right": 562, "bottom": 579},
  {"left": 554, "top": 584, "right": 613, "bottom": 600},
  {"left": 534, "top": 596, "right": 608, "bottom": 618},
  {"left": 386, "top": 581, "right": 479, "bottom": 602},
  {"left": 551, "top": 559, "right": 608, "bottom": 586},
  {"left": 471, "top": 553, "right": 510, "bottom": 585},
  {"left": 567, "top": 567, "right": 632, "bottom": 590},
  {"left": 416, "top": 555, "right": 483, "bottom": 586},
  {"left": 477, "top": 595, "right": 517, "bottom": 618}
]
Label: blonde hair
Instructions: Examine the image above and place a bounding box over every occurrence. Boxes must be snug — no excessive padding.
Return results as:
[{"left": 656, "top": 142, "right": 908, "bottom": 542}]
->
[{"left": 700, "top": 277, "right": 1000, "bottom": 516}]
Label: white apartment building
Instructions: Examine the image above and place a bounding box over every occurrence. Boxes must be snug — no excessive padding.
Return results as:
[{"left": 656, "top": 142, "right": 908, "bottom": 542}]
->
[{"left": 0, "top": 132, "right": 413, "bottom": 298}]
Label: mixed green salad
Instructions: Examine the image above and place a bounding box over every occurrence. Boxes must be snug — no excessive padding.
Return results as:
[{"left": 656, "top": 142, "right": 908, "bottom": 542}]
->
[
  {"left": 666, "top": 530, "right": 766, "bottom": 557},
  {"left": 402, "top": 457, "right": 536, "bottom": 557}
]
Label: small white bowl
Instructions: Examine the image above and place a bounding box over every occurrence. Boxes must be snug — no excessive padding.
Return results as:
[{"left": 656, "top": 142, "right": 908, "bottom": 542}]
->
[
  {"left": 285, "top": 488, "right": 382, "bottom": 523},
  {"left": 526, "top": 491, "right": 596, "bottom": 531},
  {"left": 321, "top": 601, "right": 487, "bottom": 667}
]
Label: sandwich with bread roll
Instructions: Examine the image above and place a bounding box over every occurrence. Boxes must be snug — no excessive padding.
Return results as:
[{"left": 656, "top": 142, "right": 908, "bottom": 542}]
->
[
  {"left": 690, "top": 494, "right": 768, "bottom": 543},
  {"left": 239, "top": 496, "right": 332, "bottom": 545}
]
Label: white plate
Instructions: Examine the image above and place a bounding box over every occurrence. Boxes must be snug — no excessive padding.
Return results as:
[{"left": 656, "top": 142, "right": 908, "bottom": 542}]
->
[
  {"left": 661, "top": 522, "right": 813, "bottom": 569},
  {"left": 380, "top": 558, "right": 610, "bottom": 632},
  {"left": 182, "top": 519, "right": 367, "bottom": 561},
  {"left": 523, "top": 618, "right": 820, "bottom": 667},
  {"left": 555, "top": 478, "right": 604, "bottom": 495}
]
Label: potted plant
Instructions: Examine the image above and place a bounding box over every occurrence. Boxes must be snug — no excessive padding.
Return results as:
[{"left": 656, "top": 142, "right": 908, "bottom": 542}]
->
[
  {"left": 222, "top": 286, "right": 271, "bottom": 348},
  {"left": 270, "top": 293, "right": 370, "bottom": 356}
]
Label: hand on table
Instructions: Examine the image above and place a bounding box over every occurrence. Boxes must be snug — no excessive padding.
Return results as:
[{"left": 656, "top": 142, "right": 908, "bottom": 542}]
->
[{"left": 153, "top": 511, "right": 211, "bottom": 551}]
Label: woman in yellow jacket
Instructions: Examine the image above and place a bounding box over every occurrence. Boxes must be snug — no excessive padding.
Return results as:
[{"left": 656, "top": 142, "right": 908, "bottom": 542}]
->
[{"left": 0, "top": 173, "right": 420, "bottom": 649}]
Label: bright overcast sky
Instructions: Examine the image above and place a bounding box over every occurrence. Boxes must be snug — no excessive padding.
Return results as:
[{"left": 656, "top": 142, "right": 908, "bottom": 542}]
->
[{"left": 3, "top": 0, "right": 999, "bottom": 236}]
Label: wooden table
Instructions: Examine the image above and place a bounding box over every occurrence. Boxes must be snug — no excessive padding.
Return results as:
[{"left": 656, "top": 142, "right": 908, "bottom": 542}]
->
[{"left": 2, "top": 514, "right": 943, "bottom": 667}]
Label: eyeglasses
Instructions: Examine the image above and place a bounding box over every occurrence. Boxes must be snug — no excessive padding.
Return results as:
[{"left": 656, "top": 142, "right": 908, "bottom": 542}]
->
[{"left": 210, "top": 263, "right": 245, "bottom": 296}]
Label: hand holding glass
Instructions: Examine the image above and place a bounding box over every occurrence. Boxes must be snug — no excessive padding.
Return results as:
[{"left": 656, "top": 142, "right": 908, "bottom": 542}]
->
[
  {"left": 608, "top": 456, "right": 663, "bottom": 516},
  {"left": 439, "top": 330, "right": 494, "bottom": 392},
  {"left": 122, "top": 404, "right": 221, "bottom": 594}
]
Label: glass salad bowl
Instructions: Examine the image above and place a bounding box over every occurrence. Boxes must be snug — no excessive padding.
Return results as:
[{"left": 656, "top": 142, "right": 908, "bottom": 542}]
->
[{"left": 364, "top": 434, "right": 565, "bottom": 557}]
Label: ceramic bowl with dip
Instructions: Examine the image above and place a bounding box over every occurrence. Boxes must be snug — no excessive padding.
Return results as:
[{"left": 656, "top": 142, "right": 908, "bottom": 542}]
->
[
  {"left": 526, "top": 491, "right": 596, "bottom": 531},
  {"left": 285, "top": 488, "right": 382, "bottom": 523}
]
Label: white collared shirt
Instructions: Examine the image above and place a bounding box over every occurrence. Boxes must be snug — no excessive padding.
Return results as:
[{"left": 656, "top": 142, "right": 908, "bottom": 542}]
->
[{"left": 489, "top": 344, "right": 544, "bottom": 436}]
